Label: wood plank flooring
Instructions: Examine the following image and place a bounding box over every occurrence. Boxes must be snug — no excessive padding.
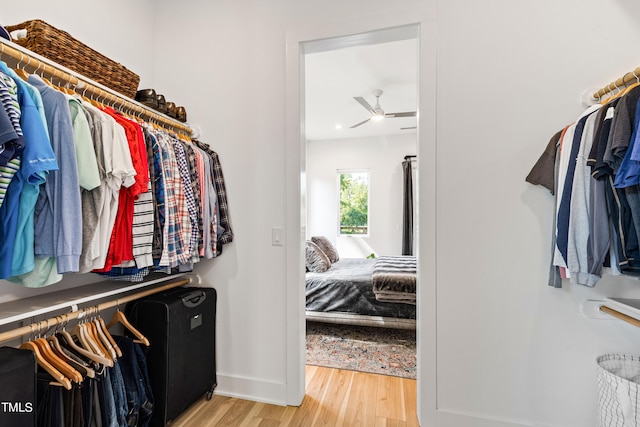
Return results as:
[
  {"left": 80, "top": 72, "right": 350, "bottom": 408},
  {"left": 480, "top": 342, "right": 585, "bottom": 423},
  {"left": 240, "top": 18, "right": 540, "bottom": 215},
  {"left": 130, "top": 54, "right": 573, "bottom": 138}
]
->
[{"left": 171, "top": 365, "right": 419, "bottom": 427}]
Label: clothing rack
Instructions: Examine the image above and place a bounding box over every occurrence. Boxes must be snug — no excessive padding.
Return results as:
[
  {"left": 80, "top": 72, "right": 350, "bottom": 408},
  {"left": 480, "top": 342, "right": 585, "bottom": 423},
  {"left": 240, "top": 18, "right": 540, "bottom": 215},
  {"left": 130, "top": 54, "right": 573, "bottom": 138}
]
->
[
  {"left": 404, "top": 155, "right": 416, "bottom": 161},
  {"left": 592, "top": 65, "right": 640, "bottom": 100},
  {"left": 0, "top": 276, "right": 191, "bottom": 344},
  {"left": 599, "top": 305, "right": 640, "bottom": 329},
  {"left": 0, "top": 37, "right": 192, "bottom": 138}
]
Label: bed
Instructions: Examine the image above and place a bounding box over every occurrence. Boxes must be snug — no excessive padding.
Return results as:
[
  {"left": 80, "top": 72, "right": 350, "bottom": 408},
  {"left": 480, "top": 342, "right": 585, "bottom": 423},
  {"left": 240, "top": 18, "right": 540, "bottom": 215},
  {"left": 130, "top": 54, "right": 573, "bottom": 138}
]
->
[{"left": 305, "top": 256, "right": 417, "bottom": 330}]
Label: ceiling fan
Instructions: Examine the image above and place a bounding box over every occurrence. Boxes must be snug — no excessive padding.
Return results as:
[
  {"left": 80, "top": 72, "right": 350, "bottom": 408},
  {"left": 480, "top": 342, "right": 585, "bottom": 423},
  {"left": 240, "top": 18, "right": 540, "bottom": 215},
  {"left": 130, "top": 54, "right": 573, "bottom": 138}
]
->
[{"left": 350, "top": 89, "right": 416, "bottom": 128}]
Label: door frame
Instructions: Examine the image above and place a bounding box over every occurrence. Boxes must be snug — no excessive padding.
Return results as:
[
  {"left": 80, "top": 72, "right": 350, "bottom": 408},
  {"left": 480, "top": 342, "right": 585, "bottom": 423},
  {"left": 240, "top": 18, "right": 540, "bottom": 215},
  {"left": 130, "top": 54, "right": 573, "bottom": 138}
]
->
[{"left": 284, "top": 13, "right": 437, "bottom": 426}]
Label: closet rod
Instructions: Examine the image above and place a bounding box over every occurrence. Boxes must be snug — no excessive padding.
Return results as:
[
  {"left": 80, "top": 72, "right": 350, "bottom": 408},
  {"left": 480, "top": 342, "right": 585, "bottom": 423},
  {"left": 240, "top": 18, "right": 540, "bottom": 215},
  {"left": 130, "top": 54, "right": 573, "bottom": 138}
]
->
[
  {"left": 0, "top": 37, "right": 192, "bottom": 137},
  {"left": 0, "top": 277, "right": 190, "bottom": 344},
  {"left": 599, "top": 305, "right": 640, "bottom": 328},
  {"left": 592, "top": 66, "right": 640, "bottom": 100}
]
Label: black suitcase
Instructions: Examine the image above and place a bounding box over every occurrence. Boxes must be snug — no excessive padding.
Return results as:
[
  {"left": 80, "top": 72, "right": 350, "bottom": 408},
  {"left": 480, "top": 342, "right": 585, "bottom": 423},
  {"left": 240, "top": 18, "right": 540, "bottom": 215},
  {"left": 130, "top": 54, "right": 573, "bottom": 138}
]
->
[
  {"left": 0, "top": 347, "right": 36, "bottom": 427},
  {"left": 126, "top": 287, "right": 217, "bottom": 427}
]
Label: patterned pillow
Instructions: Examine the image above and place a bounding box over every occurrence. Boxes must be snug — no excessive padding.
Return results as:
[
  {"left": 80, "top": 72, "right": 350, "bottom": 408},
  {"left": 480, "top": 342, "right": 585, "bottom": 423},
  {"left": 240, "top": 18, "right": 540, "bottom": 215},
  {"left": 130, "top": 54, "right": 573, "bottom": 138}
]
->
[
  {"left": 311, "top": 236, "right": 339, "bottom": 263},
  {"left": 306, "top": 241, "right": 331, "bottom": 273}
]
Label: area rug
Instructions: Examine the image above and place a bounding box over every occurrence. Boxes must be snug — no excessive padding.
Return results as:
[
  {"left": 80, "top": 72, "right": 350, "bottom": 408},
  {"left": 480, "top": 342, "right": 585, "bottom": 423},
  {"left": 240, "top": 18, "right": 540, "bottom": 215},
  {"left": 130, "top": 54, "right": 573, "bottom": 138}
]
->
[{"left": 305, "top": 321, "right": 416, "bottom": 379}]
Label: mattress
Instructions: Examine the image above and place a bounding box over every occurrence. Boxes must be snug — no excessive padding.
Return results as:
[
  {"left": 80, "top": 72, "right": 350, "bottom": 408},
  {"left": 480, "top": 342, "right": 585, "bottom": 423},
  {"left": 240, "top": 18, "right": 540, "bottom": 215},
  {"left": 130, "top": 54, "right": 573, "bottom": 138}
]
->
[{"left": 305, "top": 258, "right": 416, "bottom": 328}]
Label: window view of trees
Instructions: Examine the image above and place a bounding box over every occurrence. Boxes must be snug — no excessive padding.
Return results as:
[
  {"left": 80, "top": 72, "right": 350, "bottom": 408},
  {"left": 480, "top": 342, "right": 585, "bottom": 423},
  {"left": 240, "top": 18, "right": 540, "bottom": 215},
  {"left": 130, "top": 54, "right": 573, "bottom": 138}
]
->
[{"left": 339, "top": 171, "right": 369, "bottom": 235}]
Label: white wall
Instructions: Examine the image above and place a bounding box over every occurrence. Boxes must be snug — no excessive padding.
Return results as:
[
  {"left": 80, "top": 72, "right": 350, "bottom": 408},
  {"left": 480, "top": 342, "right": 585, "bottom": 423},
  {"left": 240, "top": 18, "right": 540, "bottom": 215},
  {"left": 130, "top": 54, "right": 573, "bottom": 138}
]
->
[
  {"left": 435, "top": 1, "right": 640, "bottom": 425},
  {"left": 5, "top": 1, "right": 640, "bottom": 426},
  {"left": 2, "top": 3, "right": 157, "bottom": 88},
  {"left": 307, "top": 135, "right": 416, "bottom": 257},
  {"left": 0, "top": 3, "right": 157, "bottom": 302},
  {"left": 153, "top": 1, "right": 640, "bottom": 426}
]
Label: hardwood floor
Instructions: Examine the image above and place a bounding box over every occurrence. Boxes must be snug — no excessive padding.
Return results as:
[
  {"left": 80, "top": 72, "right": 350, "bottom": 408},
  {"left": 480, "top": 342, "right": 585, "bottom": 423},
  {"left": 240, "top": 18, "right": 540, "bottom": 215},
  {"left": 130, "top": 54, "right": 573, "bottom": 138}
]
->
[{"left": 171, "top": 365, "right": 419, "bottom": 427}]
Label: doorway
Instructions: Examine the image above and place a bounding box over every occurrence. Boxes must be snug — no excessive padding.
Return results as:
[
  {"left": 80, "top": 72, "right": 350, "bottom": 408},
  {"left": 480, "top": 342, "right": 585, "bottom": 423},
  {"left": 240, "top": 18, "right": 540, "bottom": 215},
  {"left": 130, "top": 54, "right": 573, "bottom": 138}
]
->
[
  {"left": 285, "top": 16, "right": 437, "bottom": 424},
  {"left": 301, "top": 23, "right": 419, "bottom": 386}
]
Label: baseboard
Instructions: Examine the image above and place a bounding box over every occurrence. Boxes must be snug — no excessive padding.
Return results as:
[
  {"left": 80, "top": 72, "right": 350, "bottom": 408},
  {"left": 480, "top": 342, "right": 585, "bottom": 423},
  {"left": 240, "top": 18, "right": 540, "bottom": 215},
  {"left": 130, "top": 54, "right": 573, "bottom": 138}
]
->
[
  {"left": 433, "top": 408, "right": 537, "bottom": 427},
  {"left": 214, "top": 373, "right": 288, "bottom": 406}
]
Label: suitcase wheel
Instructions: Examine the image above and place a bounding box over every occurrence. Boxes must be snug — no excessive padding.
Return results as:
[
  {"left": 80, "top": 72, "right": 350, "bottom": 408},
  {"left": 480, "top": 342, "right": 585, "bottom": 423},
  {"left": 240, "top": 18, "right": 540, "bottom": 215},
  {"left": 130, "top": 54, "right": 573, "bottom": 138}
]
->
[{"left": 206, "top": 383, "right": 216, "bottom": 401}]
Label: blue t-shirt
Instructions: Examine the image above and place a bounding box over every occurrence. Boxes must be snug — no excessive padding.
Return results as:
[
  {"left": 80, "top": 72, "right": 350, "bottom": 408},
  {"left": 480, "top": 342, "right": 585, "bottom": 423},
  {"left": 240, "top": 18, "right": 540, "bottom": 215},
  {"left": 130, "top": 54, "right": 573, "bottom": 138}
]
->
[
  {"left": 29, "top": 74, "right": 81, "bottom": 275},
  {"left": 0, "top": 65, "right": 58, "bottom": 279},
  {"left": 613, "top": 97, "right": 640, "bottom": 188}
]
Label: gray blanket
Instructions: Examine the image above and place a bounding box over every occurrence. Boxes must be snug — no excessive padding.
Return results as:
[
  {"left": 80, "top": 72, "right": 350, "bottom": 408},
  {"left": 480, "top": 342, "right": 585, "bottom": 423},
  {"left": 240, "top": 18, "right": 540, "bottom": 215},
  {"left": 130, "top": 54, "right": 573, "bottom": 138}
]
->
[
  {"left": 305, "top": 258, "right": 416, "bottom": 320},
  {"left": 372, "top": 256, "right": 417, "bottom": 304}
]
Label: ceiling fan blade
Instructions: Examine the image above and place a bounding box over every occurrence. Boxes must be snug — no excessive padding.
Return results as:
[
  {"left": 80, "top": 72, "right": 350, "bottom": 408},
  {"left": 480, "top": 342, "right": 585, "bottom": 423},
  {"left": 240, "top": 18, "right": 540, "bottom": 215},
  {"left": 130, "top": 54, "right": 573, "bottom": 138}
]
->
[
  {"left": 385, "top": 111, "right": 417, "bottom": 118},
  {"left": 350, "top": 118, "right": 371, "bottom": 128},
  {"left": 401, "top": 126, "right": 417, "bottom": 130},
  {"left": 353, "top": 97, "right": 376, "bottom": 114}
]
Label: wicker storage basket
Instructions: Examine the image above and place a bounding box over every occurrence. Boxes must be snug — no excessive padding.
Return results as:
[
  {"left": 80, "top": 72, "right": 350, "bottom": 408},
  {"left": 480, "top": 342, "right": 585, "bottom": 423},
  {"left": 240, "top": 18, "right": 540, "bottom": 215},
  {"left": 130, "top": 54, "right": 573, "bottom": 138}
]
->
[{"left": 5, "top": 20, "right": 140, "bottom": 98}]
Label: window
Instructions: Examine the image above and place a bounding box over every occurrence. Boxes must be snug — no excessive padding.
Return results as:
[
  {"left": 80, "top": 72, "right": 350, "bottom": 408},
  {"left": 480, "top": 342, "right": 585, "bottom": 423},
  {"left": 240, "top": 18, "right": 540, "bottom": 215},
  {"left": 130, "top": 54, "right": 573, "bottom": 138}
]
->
[{"left": 338, "top": 170, "right": 370, "bottom": 235}]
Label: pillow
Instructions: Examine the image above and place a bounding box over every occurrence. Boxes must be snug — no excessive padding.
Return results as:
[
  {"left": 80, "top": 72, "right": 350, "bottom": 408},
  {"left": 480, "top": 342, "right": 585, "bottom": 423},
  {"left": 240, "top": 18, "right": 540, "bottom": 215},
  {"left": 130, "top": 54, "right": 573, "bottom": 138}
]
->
[
  {"left": 306, "top": 241, "right": 331, "bottom": 273},
  {"left": 311, "top": 236, "right": 339, "bottom": 263}
]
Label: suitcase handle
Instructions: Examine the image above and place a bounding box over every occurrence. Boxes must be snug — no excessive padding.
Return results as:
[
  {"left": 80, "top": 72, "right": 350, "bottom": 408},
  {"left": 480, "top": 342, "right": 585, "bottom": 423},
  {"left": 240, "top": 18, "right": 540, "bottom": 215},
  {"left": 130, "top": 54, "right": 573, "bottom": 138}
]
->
[{"left": 181, "top": 290, "right": 207, "bottom": 308}]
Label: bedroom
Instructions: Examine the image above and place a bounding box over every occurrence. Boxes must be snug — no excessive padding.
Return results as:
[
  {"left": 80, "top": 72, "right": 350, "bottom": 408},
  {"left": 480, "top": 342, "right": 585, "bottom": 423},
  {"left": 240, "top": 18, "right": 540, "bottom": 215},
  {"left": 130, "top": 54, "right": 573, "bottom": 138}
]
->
[{"left": 303, "top": 33, "right": 418, "bottom": 362}]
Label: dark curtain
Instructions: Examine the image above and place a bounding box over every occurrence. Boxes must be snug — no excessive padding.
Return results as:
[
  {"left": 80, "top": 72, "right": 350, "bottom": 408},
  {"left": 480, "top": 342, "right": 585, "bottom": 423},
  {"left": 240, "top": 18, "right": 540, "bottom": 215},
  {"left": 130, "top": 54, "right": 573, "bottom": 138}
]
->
[{"left": 402, "top": 159, "right": 414, "bottom": 255}]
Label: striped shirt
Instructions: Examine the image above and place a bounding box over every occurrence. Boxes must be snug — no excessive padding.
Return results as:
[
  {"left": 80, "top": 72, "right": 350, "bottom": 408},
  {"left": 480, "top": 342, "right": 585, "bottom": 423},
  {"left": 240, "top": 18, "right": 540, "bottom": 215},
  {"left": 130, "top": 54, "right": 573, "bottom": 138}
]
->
[
  {"left": 0, "top": 73, "right": 22, "bottom": 209},
  {"left": 173, "top": 139, "right": 199, "bottom": 261},
  {"left": 194, "top": 140, "right": 233, "bottom": 246}
]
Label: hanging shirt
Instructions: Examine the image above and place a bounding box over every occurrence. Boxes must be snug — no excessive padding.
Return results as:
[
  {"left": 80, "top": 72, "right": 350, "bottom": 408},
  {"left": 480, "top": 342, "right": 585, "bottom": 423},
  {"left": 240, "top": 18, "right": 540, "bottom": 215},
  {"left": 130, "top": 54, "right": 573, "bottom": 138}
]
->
[
  {"left": 94, "top": 108, "right": 148, "bottom": 272},
  {"left": 606, "top": 85, "right": 640, "bottom": 173},
  {"left": 1, "top": 69, "right": 58, "bottom": 278},
  {"left": 526, "top": 130, "right": 562, "bottom": 195},
  {"left": 77, "top": 101, "right": 108, "bottom": 273},
  {"left": 0, "top": 71, "right": 57, "bottom": 280},
  {"left": 28, "top": 74, "right": 82, "bottom": 275},
  {"left": 156, "top": 131, "right": 190, "bottom": 267},
  {"left": 183, "top": 142, "right": 203, "bottom": 259},
  {"left": 128, "top": 120, "right": 153, "bottom": 269},
  {"left": 0, "top": 71, "right": 25, "bottom": 279},
  {"left": 67, "top": 96, "right": 100, "bottom": 190},
  {"left": 193, "top": 144, "right": 217, "bottom": 259},
  {"left": 0, "top": 105, "right": 19, "bottom": 166},
  {"left": 148, "top": 129, "right": 165, "bottom": 264},
  {"left": 586, "top": 105, "right": 616, "bottom": 277},
  {"left": 600, "top": 98, "right": 640, "bottom": 275},
  {"left": 554, "top": 104, "right": 601, "bottom": 270},
  {"left": 0, "top": 71, "right": 23, "bottom": 212},
  {"left": 173, "top": 139, "right": 198, "bottom": 261},
  {"left": 82, "top": 103, "right": 136, "bottom": 271},
  {"left": 566, "top": 104, "right": 601, "bottom": 286},
  {"left": 194, "top": 140, "right": 232, "bottom": 247}
]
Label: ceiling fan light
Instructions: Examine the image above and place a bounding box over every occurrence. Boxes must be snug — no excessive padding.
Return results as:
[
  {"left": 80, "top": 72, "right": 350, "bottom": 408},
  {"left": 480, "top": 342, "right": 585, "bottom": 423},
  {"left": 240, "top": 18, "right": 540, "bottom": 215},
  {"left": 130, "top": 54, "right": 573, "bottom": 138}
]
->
[{"left": 371, "top": 114, "right": 384, "bottom": 121}]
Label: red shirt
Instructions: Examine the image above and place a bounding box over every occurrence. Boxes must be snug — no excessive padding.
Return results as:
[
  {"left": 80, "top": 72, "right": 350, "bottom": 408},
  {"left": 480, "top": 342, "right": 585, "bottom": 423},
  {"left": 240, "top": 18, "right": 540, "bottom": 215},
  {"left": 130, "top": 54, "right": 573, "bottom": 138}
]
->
[{"left": 93, "top": 108, "right": 149, "bottom": 272}]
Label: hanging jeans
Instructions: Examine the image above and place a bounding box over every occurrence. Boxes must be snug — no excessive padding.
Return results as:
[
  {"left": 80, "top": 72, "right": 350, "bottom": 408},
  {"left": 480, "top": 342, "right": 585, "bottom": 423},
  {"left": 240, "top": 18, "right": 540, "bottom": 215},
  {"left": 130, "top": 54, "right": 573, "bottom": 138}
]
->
[
  {"left": 114, "top": 336, "right": 154, "bottom": 427},
  {"left": 110, "top": 362, "right": 128, "bottom": 427}
]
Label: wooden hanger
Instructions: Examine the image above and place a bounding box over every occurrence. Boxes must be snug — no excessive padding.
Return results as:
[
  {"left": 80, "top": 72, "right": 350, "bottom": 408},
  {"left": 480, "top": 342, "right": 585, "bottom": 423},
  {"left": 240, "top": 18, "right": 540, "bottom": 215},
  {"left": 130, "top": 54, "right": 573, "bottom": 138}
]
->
[
  {"left": 96, "top": 317, "right": 122, "bottom": 358},
  {"left": 107, "top": 310, "right": 150, "bottom": 346},
  {"left": 25, "top": 319, "right": 83, "bottom": 384},
  {"left": 47, "top": 334, "right": 95, "bottom": 379},
  {"left": 12, "top": 52, "right": 30, "bottom": 82},
  {"left": 600, "top": 72, "right": 640, "bottom": 105},
  {"left": 19, "top": 341, "right": 72, "bottom": 390},
  {"left": 33, "top": 338, "right": 83, "bottom": 384},
  {"left": 56, "top": 331, "right": 102, "bottom": 373},
  {"left": 87, "top": 320, "right": 114, "bottom": 363},
  {"left": 60, "top": 319, "right": 112, "bottom": 367},
  {"left": 13, "top": 67, "right": 29, "bottom": 82},
  {"left": 615, "top": 71, "right": 640, "bottom": 99},
  {"left": 73, "top": 322, "right": 113, "bottom": 367}
]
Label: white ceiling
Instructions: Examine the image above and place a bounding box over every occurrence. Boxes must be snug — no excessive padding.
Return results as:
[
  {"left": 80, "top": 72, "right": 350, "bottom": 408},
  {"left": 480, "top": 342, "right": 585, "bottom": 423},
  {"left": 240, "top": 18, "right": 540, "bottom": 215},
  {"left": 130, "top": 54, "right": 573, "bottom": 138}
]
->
[{"left": 304, "top": 37, "right": 418, "bottom": 141}]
